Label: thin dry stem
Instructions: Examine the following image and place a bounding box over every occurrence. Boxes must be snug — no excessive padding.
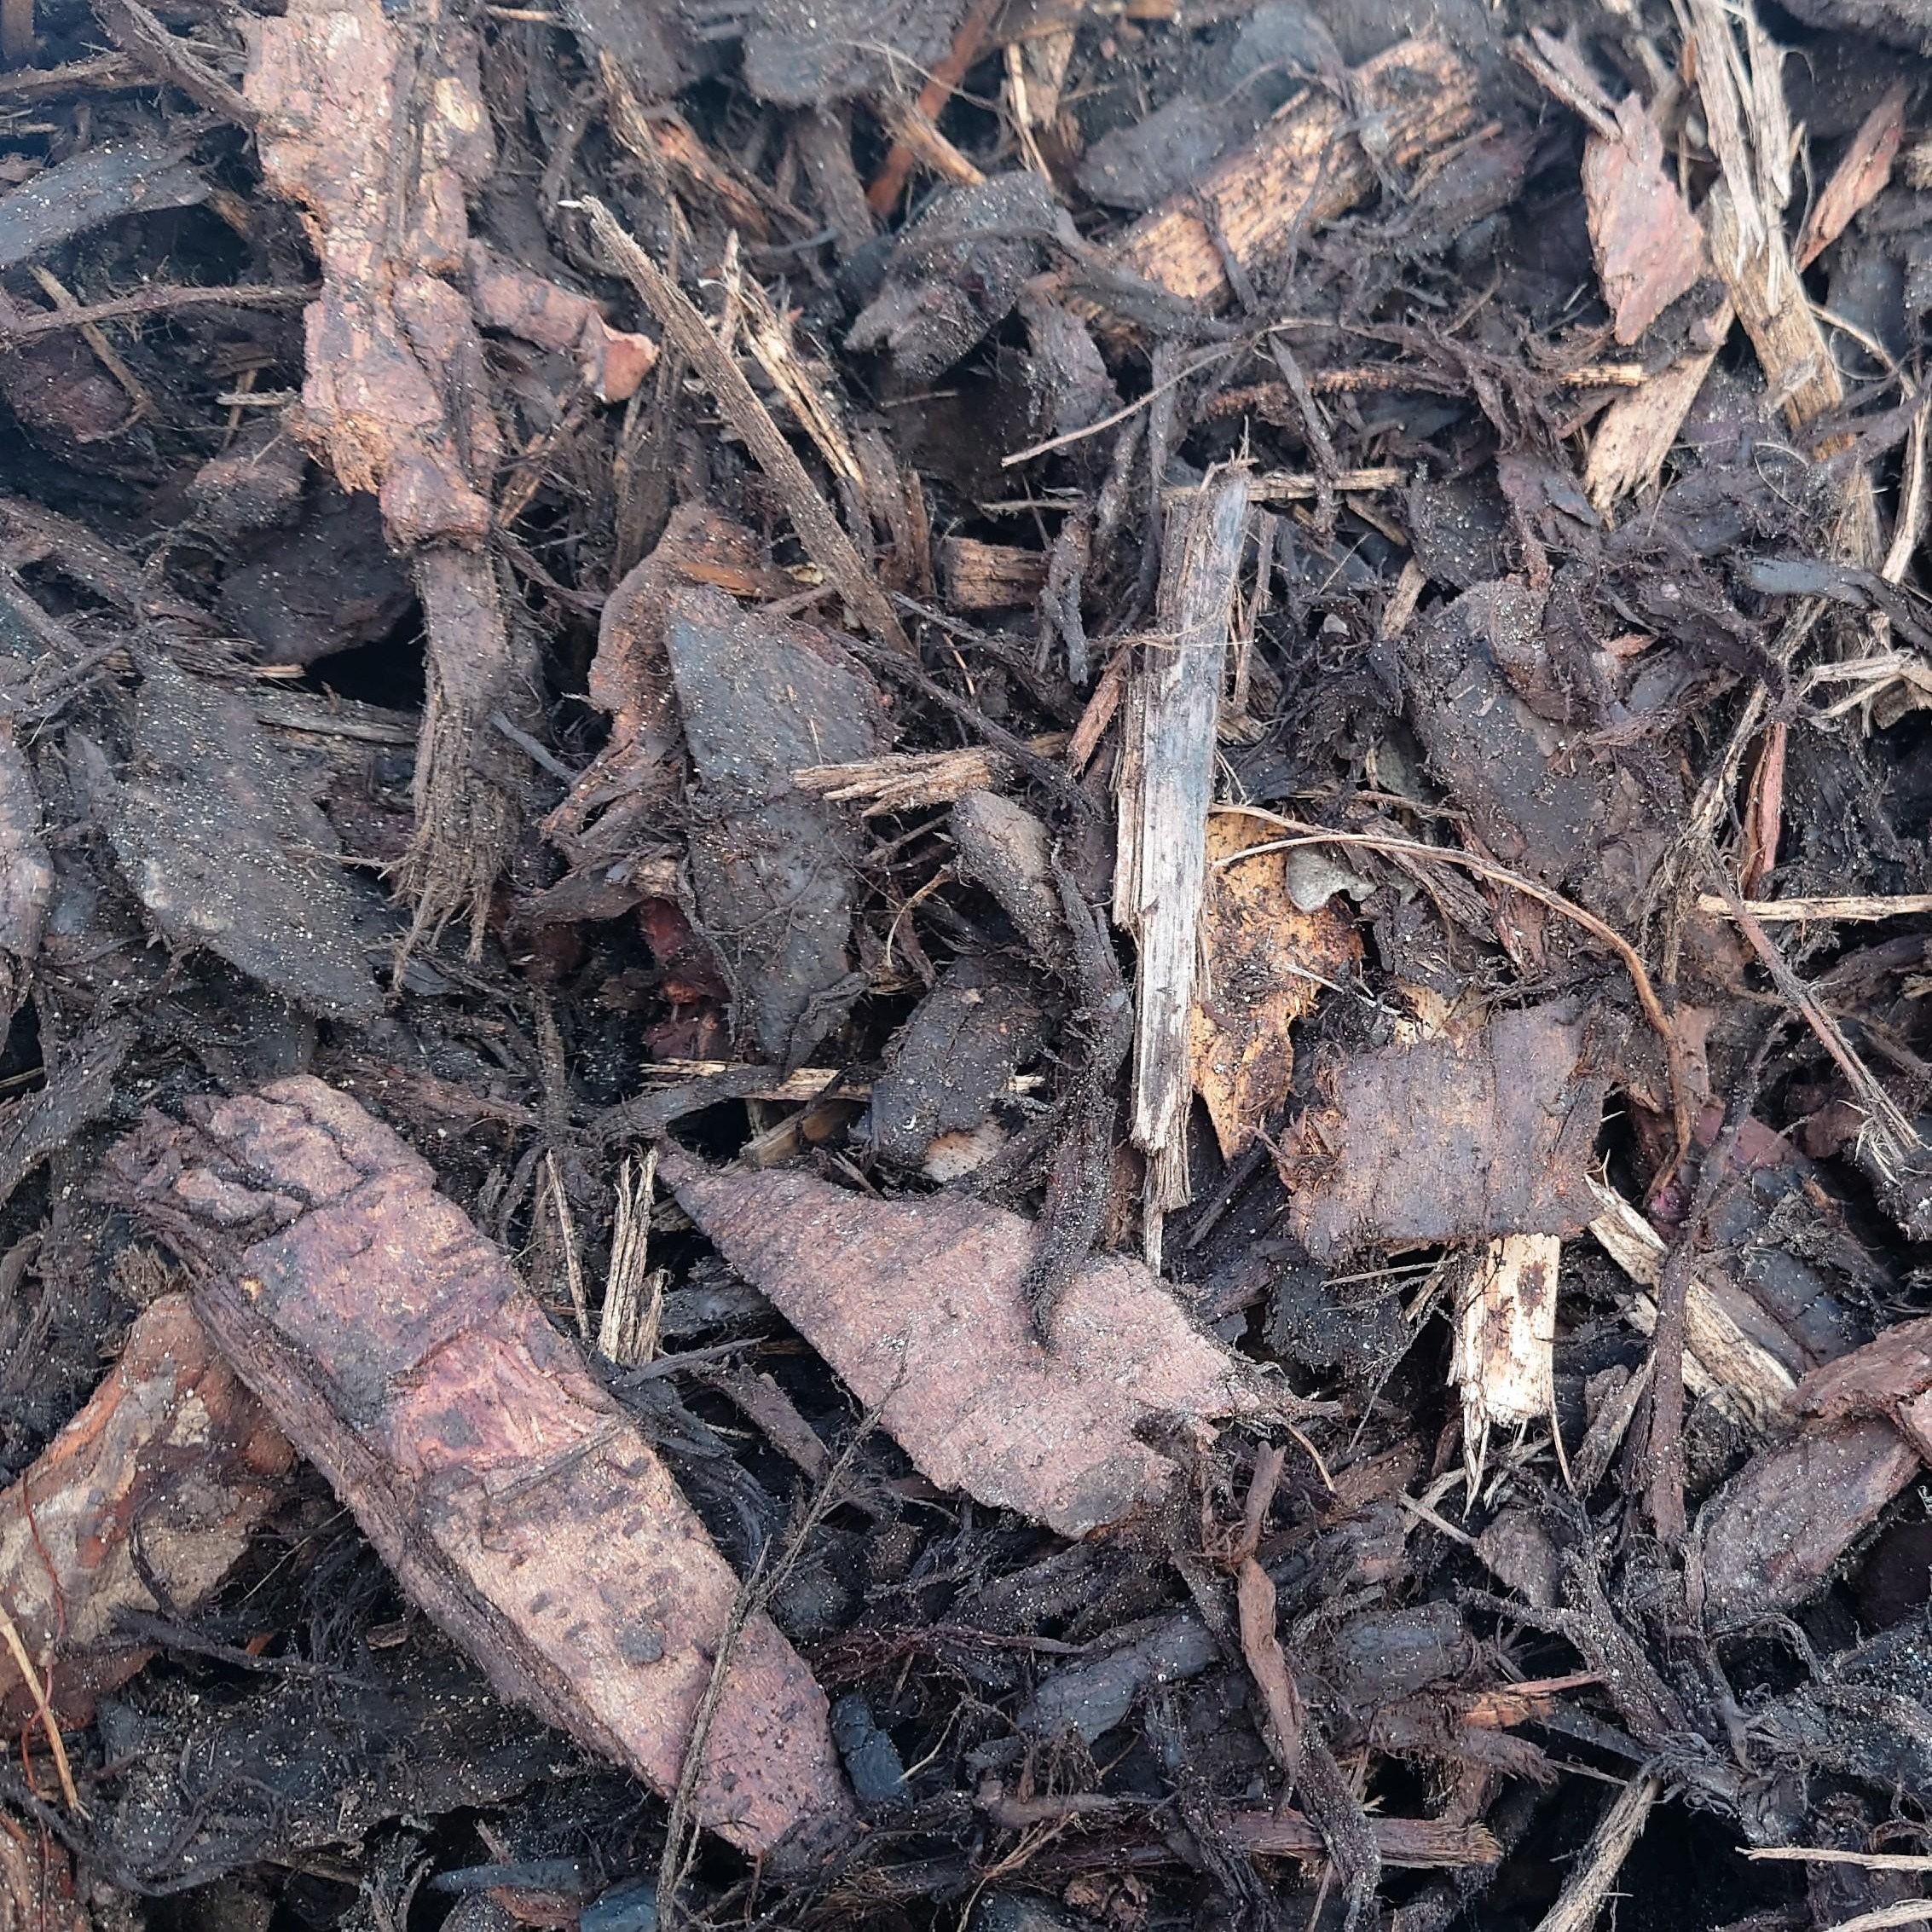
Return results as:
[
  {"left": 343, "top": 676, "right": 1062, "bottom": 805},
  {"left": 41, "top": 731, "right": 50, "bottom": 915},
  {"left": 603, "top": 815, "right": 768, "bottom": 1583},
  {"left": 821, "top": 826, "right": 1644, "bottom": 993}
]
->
[{"left": 0, "top": 1598, "right": 82, "bottom": 1814}]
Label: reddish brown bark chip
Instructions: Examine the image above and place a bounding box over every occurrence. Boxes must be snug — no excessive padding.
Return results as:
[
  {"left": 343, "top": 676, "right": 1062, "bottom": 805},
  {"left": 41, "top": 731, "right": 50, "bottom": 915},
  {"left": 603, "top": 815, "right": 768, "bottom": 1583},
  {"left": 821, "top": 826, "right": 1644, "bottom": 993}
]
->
[
  {"left": 467, "top": 245, "right": 658, "bottom": 402},
  {"left": 1581, "top": 94, "right": 1708, "bottom": 344},
  {"left": 1798, "top": 1315, "right": 1932, "bottom": 1423},
  {"left": 1694, "top": 1418, "right": 1920, "bottom": 1621},
  {"left": 661, "top": 1150, "right": 1264, "bottom": 1536},
  {"left": 119, "top": 1078, "right": 853, "bottom": 1864},
  {"left": 0, "top": 1294, "right": 292, "bottom": 1725},
  {"left": 0, "top": 1809, "right": 88, "bottom": 1932},
  {"left": 1281, "top": 1004, "right": 1609, "bottom": 1261}
]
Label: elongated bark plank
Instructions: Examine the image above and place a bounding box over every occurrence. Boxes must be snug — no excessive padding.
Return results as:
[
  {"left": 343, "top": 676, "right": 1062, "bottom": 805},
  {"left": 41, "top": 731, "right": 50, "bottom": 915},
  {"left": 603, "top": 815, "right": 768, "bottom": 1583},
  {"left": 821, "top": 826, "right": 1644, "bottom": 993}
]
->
[
  {"left": 0, "top": 1294, "right": 292, "bottom": 1724},
  {"left": 662, "top": 1149, "right": 1263, "bottom": 1536},
  {"left": 113, "top": 1078, "right": 853, "bottom": 1864}
]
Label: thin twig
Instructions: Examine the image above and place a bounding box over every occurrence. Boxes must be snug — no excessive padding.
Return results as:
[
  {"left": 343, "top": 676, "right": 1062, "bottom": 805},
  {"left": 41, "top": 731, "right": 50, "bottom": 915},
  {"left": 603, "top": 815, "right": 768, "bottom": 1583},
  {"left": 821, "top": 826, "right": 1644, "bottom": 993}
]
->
[
  {"left": 1696, "top": 891, "right": 1932, "bottom": 922},
  {"left": 1820, "top": 1906, "right": 1932, "bottom": 1932},
  {"left": 0, "top": 1598, "right": 83, "bottom": 1814},
  {"left": 1749, "top": 1848, "right": 1932, "bottom": 1872},
  {"left": 1532, "top": 1773, "right": 1660, "bottom": 1932},
  {"left": 656, "top": 1409, "right": 884, "bottom": 1924},
  {"left": 0, "top": 283, "right": 312, "bottom": 342},
  {"left": 576, "top": 197, "right": 912, "bottom": 657}
]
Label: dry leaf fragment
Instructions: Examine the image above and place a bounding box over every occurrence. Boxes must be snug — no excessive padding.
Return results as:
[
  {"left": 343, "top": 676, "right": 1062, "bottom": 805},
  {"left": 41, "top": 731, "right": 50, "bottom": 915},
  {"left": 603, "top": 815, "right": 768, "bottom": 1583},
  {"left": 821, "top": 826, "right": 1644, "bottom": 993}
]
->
[
  {"left": 662, "top": 1149, "right": 1264, "bottom": 1536},
  {"left": 1582, "top": 93, "right": 1709, "bottom": 343},
  {"left": 0, "top": 1294, "right": 292, "bottom": 1725},
  {"left": 1795, "top": 83, "right": 1907, "bottom": 270},
  {"left": 113, "top": 1079, "right": 853, "bottom": 1864},
  {"left": 1192, "top": 812, "right": 1362, "bottom": 1160}
]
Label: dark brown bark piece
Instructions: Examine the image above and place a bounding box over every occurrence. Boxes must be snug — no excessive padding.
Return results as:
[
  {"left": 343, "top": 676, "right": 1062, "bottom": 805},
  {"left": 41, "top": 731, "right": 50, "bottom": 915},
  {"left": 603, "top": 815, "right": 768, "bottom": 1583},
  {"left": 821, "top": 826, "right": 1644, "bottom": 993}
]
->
[
  {"left": 848, "top": 173, "right": 1062, "bottom": 384},
  {"left": 0, "top": 1294, "right": 292, "bottom": 1725},
  {"left": 1282, "top": 1004, "right": 1609, "bottom": 1260},
  {"left": 1695, "top": 1418, "right": 1921, "bottom": 1621},
  {"left": 1799, "top": 1314, "right": 1932, "bottom": 1423},
  {"left": 1401, "top": 583, "right": 1605, "bottom": 884},
  {"left": 949, "top": 790, "right": 1067, "bottom": 970},
  {"left": 869, "top": 957, "right": 1044, "bottom": 1166},
  {"left": 0, "top": 130, "right": 206, "bottom": 272},
  {"left": 667, "top": 585, "right": 886, "bottom": 1067},
  {"left": 107, "top": 659, "right": 381, "bottom": 1020},
  {"left": 1581, "top": 94, "right": 1709, "bottom": 344},
  {"left": 0, "top": 1810, "right": 88, "bottom": 1932},
  {"left": 0, "top": 722, "right": 49, "bottom": 1043},
  {"left": 118, "top": 1078, "right": 853, "bottom": 1863},
  {"left": 218, "top": 487, "right": 415, "bottom": 666},
  {"left": 734, "top": 0, "right": 966, "bottom": 107},
  {"left": 661, "top": 1150, "right": 1263, "bottom": 1536}
]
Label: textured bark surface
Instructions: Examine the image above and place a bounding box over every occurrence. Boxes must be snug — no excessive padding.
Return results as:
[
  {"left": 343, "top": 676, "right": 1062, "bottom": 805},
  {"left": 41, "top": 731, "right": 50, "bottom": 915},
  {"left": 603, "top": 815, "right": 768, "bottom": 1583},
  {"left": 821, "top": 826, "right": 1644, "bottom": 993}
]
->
[
  {"left": 1284, "top": 1004, "right": 1611, "bottom": 1260},
  {"left": 0, "top": 1293, "right": 292, "bottom": 1724},
  {"left": 1695, "top": 1418, "right": 1921, "bottom": 1620},
  {"left": 662, "top": 1148, "right": 1264, "bottom": 1536},
  {"left": 115, "top": 1078, "right": 853, "bottom": 1863}
]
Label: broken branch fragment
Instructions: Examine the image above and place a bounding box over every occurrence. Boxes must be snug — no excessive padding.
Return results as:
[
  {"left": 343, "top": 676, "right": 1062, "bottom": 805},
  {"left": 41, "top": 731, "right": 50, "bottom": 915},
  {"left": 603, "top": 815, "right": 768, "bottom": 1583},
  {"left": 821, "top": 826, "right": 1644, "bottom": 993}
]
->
[
  {"left": 580, "top": 196, "right": 913, "bottom": 657},
  {"left": 246, "top": 0, "right": 531, "bottom": 949},
  {"left": 0, "top": 1294, "right": 292, "bottom": 1725},
  {"left": 113, "top": 1079, "right": 853, "bottom": 1864},
  {"left": 1451, "top": 1235, "right": 1560, "bottom": 1484},
  {"left": 1116, "top": 469, "right": 1250, "bottom": 1217},
  {"left": 661, "top": 1149, "right": 1265, "bottom": 1536}
]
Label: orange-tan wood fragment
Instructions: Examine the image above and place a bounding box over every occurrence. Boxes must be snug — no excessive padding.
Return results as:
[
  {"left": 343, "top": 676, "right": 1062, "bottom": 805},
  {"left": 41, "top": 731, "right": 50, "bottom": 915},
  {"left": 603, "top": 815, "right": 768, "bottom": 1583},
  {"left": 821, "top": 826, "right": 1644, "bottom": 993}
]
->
[
  {"left": 114, "top": 1078, "right": 853, "bottom": 1864},
  {"left": 1109, "top": 37, "right": 1479, "bottom": 309},
  {"left": 1191, "top": 812, "right": 1360, "bottom": 1160},
  {"left": 0, "top": 1294, "right": 292, "bottom": 1725},
  {"left": 1795, "top": 82, "right": 1906, "bottom": 272},
  {"left": 468, "top": 245, "right": 658, "bottom": 402},
  {"left": 662, "top": 1148, "right": 1265, "bottom": 1537}
]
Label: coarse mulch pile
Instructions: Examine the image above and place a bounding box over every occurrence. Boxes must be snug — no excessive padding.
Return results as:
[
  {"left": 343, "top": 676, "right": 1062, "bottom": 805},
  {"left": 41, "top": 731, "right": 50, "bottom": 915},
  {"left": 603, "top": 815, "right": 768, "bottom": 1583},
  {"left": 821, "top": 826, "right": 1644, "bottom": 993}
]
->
[{"left": 3, "top": 0, "right": 1932, "bottom": 1927}]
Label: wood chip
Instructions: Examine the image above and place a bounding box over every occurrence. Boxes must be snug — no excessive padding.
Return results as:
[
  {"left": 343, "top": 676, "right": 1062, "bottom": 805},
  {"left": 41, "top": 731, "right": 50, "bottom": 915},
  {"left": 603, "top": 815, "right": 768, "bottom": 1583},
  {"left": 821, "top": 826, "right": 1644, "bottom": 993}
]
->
[
  {"left": 1451, "top": 1235, "right": 1560, "bottom": 1484},
  {"left": 1694, "top": 1418, "right": 1920, "bottom": 1620},
  {"left": 661, "top": 1148, "right": 1265, "bottom": 1536},
  {"left": 1581, "top": 93, "right": 1709, "bottom": 343},
  {"left": 667, "top": 586, "right": 886, "bottom": 1066},
  {"left": 1109, "top": 36, "right": 1479, "bottom": 309},
  {"left": 113, "top": 1079, "right": 854, "bottom": 1864},
  {"left": 1116, "top": 468, "right": 1251, "bottom": 1215},
  {"left": 0, "top": 1294, "right": 292, "bottom": 1725},
  {"left": 1796, "top": 83, "right": 1906, "bottom": 272}
]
